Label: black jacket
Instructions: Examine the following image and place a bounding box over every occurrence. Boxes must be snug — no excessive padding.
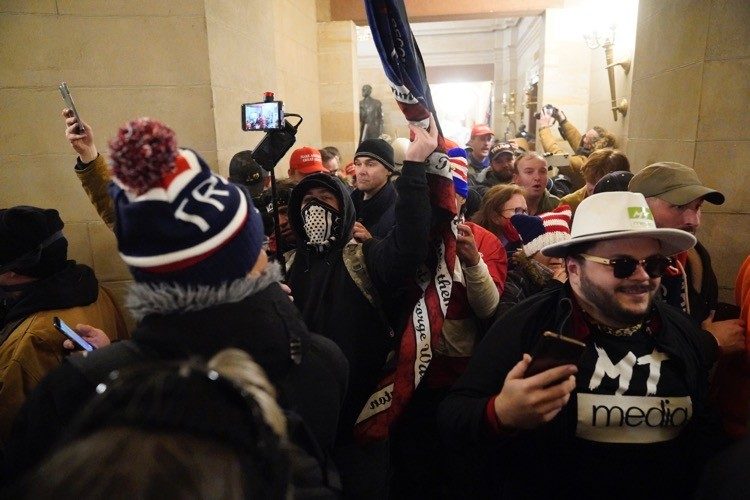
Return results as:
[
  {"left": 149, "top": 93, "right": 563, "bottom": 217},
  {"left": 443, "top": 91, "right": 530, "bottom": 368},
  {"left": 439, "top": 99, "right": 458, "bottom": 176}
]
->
[
  {"left": 350, "top": 180, "right": 397, "bottom": 239},
  {"left": 287, "top": 162, "right": 430, "bottom": 443},
  {"left": 438, "top": 285, "right": 724, "bottom": 499},
  {"left": 5, "top": 268, "right": 348, "bottom": 484},
  {"left": 0, "top": 262, "right": 98, "bottom": 336}
]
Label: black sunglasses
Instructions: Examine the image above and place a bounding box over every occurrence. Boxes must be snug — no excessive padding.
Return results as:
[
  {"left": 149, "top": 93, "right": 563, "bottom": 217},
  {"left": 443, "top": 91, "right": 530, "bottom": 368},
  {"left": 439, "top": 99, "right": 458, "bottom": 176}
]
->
[{"left": 578, "top": 253, "right": 672, "bottom": 279}]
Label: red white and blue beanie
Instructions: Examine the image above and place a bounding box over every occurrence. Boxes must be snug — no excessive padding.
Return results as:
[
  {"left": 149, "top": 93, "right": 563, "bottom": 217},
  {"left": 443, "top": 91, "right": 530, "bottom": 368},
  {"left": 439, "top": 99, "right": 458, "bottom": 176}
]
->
[
  {"left": 107, "top": 118, "right": 264, "bottom": 286},
  {"left": 510, "top": 204, "right": 572, "bottom": 257},
  {"left": 450, "top": 156, "right": 469, "bottom": 198},
  {"left": 446, "top": 146, "right": 468, "bottom": 163}
]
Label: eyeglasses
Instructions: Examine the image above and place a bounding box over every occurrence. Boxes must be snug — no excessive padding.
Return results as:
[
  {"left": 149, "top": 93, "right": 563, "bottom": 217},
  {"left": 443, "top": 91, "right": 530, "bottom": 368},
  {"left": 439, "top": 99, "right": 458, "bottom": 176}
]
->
[
  {"left": 502, "top": 207, "right": 528, "bottom": 216},
  {"left": 578, "top": 253, "right": 672, "bottom": 279}
]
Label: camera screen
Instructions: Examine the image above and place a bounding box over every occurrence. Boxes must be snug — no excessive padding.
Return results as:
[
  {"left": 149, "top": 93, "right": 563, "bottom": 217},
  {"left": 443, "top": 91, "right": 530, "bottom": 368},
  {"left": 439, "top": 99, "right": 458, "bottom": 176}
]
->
[{"left": 242, "top": 102, "right": 282, "bottom": 131}]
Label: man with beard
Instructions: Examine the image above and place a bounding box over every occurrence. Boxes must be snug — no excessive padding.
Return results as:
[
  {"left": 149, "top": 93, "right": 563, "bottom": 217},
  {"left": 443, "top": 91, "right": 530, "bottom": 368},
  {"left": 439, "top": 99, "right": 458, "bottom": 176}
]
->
[
  {"left": 537, "top": 105, "right": 616, "bottom": 190},
  {"left": 475, "top": 142, "right": 515, "bottom": 194},
  {"left": 439, "top": 191, "right": 725, "bottom": 498},
  {"left": 629, "top": 162, "right": 745, "bottom": 354},
  {"left": 512, "top": 152, "right": 561, "bottom": 215}
]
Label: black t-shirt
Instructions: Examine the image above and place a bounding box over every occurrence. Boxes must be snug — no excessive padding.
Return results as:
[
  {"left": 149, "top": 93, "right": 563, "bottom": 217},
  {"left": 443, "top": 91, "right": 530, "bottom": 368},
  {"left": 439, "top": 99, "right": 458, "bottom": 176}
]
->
[
  {"left": 565, "top": 327, "right": 694, "bottom": 497},
  {"left": 485, "top": 327, "right": 700, "bottom": 498}
]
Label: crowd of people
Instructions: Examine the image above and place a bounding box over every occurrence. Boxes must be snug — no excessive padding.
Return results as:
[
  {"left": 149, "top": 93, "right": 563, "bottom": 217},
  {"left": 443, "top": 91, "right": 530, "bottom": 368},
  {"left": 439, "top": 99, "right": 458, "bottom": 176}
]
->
[{"left": 0, "top": 102, "right": 747, "bottom": 499}]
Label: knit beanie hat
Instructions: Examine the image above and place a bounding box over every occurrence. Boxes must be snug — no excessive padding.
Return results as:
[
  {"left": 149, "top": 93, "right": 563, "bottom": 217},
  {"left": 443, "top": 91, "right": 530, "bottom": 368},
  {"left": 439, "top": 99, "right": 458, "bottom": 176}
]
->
[
  {"left": 355, "top": 139, "right": 395, "bottom": 172},
  {"left": 289, "top": 147, "right": 327, "bottom": 175},
  {"left": 0, "top": 206, "right": 68, "bottom": 278},
  {"left": 510, "top": 205, "right": 572, "bottom": 257},
  {"left": 446, "top": 147, "right": 468, "bottom": 163},
  {"left": 108, "top": 118, "right": 264, "bottom": 286},
  {"left": 450, "top": 157, "right": 469, "bottom": 198}
]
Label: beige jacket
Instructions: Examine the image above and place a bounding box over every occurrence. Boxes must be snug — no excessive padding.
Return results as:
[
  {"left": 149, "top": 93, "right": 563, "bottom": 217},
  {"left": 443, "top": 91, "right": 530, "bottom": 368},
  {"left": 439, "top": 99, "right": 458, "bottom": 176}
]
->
[
  {"left": 76, "top": 154, "right": 116, "bottom": 229},
  {"left": 538, "top": 122, "right": 586, "bottom": 190}
]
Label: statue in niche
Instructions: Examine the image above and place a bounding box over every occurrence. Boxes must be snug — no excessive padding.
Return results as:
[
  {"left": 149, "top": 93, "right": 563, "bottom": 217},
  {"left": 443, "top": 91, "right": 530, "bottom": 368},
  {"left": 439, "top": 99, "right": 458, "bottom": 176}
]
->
[{"left": 359, "top": 84, "right": 383, "bottom": 142}]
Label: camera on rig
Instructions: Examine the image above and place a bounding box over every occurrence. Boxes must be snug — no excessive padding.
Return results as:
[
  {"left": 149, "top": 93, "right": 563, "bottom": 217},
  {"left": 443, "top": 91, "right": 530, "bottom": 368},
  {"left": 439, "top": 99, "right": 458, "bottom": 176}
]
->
[
  {"left": 241, "top": 91, "right": 303, "bottom": 172},
  {"left": 240, "top": 92, "right": 303, "bottom": 273}
]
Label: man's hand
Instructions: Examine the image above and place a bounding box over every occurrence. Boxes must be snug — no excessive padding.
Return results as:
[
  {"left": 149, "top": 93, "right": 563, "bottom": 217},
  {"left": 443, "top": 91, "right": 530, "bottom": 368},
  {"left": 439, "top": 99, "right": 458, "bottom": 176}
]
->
[
  {"left": 405, "top": 113, "right": 439, "bottom": 162},
  {"left": 702, "top": 311, "right": 746, "bottom": 354},
  {"left": 353, "top": 222, "right": 373, "bottom": 243},
  {"left": 493, "top": 354, "right": 577, "bottom": 429},
  {"left": 549, "top": 105, "right": 566, "bottom": 123},
  {"left": 537, "top": 106, "right": 555, "bottom": 128},
  {"left": 456, "top": 223, "right": 480, "bottom": 267},
  {"left": 63, "top": 108, "right": 97, "bottom": 163},
  {"left": 279, "top": 282, "right": 294, "bottom": 302},
  {"left": 62, "top": 324, "right": 111, "bottom": 351}
]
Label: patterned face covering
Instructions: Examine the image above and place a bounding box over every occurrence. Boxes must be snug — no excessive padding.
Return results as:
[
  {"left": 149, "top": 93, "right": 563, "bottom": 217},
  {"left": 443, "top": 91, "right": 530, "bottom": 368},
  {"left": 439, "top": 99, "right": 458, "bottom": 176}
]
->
[{"left": 301, "top": 199, "right": 341, "bottom": 251}]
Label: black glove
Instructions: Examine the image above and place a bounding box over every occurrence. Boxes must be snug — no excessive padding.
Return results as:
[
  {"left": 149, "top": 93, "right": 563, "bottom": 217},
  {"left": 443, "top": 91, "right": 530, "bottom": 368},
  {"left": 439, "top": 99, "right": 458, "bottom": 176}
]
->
[{"left": 549, "top": 105, "right": 566, "bottom": 123}]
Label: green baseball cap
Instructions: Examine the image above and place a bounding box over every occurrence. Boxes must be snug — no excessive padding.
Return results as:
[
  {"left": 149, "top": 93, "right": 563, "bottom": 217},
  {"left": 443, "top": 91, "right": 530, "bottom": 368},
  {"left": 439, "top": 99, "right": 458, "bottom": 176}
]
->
[{"left": 628, "top": 162, "right": 724, "bottom": 205}]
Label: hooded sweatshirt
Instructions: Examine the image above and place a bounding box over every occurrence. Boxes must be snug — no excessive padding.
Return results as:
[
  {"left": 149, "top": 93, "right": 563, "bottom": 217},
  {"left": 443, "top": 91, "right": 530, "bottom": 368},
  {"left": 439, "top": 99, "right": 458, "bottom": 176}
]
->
[{"left": 287, "top": 163, "right": 430, "bottom": 443}]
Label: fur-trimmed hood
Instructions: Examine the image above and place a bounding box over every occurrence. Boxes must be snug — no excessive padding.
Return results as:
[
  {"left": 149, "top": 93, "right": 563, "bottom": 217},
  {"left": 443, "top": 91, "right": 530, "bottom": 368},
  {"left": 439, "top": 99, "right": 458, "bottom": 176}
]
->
[
  {"left": 126, "top": 261, "right": 284, "bottom": 322},
  {"left": 511, "top": 249, "right": 553, "bottom": 287}
]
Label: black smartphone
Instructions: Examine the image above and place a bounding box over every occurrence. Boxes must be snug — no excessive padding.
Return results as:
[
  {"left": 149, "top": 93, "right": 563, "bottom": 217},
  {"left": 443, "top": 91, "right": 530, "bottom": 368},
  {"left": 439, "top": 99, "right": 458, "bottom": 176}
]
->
[
  {"left": 53, "top": 316, "right": 95, "bottom": 352},
  {"left": 58, "top": 82, "right": 84, "bottom": 133},
  {"left": 241, "top": 101, "right": 284, "bottom": 131},
  {"left": 458, "top": 203, "right": 467, "bottom": 224},
  {"left": 525, "top": 331, "right": 585, "bottom": 377}
]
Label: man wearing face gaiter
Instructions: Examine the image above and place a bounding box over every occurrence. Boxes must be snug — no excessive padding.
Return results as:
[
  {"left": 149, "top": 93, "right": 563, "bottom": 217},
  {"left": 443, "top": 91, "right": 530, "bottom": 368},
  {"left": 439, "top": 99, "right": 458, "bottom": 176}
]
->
[{"left": 286, "top": 117, "right": 438, "bottom": 500}]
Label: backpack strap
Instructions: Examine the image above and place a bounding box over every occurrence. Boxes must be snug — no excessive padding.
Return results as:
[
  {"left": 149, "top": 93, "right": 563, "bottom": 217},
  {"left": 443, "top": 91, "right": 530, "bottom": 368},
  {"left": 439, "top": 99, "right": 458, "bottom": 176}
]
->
[
  {"left": 285, "top": 410, "right": 343, "bottom": 493},
  {"left": 66, "top": 340, "right": 150, "bottom": 385},
  {"left": 342, "top": 242, "right": 394, "bottom": 339}
]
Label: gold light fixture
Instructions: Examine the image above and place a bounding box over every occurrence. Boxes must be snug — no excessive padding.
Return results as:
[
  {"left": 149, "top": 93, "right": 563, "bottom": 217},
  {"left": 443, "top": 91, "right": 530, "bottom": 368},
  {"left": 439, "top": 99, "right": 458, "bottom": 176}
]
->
[
  {"left": 502, "top": 91, "right": 518, "bottom": 119},
  {"left": 523, "top": 85, "right": 537, "bottom": 110},
  {"left": 584, "top": 26, "right": 631, "bottom": 121}
]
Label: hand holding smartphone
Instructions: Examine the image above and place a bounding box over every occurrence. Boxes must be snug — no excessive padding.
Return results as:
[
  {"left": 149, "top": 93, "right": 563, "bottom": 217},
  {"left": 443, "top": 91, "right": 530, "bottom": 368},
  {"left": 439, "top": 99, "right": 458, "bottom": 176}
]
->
[
  {"left": 53, "top": 316, "right": 95, "bottom": 352},
  {"left": 525, "top": 331, "right": 585, "bottom": 378},
  {"left": 58, "top": 82, "right": 84, "bottom": 133}
]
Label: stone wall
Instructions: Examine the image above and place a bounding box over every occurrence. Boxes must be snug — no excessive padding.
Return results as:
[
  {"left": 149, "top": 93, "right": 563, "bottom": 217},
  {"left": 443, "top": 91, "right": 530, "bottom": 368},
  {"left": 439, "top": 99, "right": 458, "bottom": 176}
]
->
[
  {"left": 0, "top": 1, "right": 322, "bottom": 330},
  {"left": 318, "top": 21, "right": 359, "bottom": 164},
  {"left": 585, "top": 0, "right": 639, "bottom": 151},
  {"left": 627, "top": 0, "right": 750, "bottom": 303},
  {"left": 537, "top": 7, "right": 592, "bottom": 152}
]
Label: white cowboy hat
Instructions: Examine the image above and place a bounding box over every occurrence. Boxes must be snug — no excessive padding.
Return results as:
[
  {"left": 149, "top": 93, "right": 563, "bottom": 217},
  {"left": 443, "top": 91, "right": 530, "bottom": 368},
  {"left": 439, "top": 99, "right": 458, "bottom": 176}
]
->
[{"left": 541, "top": 191, "right": 696, "bottom": 257}]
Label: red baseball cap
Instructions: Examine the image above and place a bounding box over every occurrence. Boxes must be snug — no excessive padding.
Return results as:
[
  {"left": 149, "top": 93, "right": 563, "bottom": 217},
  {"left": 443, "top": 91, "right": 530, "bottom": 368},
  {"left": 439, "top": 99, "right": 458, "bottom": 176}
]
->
[
  {"left": 470, "top": 124, "right": 494, "bottom": 138},
  {"left": 290, "top": 147, "right": 327, "bottom": 174}
]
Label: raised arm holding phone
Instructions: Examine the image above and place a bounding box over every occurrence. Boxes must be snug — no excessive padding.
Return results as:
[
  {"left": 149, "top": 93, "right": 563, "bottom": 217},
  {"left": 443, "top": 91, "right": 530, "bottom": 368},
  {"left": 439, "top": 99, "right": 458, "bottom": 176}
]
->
[{"left": 61, "top": 108, "right": 116, "bottom": 228}]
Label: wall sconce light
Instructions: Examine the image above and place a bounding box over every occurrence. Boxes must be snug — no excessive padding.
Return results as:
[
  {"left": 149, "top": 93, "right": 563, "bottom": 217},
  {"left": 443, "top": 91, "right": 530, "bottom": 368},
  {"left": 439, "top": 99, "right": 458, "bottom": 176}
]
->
[
  {"left": 523, "top": 85, "right": 537, "bottom": 110},
  {"left": 502, "top": 91, "right": 520, "bottom": 137},
  {"left": 584, "top": 26, "right": 631, "bottom": 121},
  {"left": 502, "top": 91, "right": 518, "bottom": 119}
]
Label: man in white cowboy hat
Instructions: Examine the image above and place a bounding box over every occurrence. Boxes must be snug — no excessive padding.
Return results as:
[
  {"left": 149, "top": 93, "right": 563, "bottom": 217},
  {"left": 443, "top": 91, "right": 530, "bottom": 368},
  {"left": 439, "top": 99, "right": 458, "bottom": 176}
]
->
[{"left": 438, "top": 191, "right": 725, "bottom": 499}]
